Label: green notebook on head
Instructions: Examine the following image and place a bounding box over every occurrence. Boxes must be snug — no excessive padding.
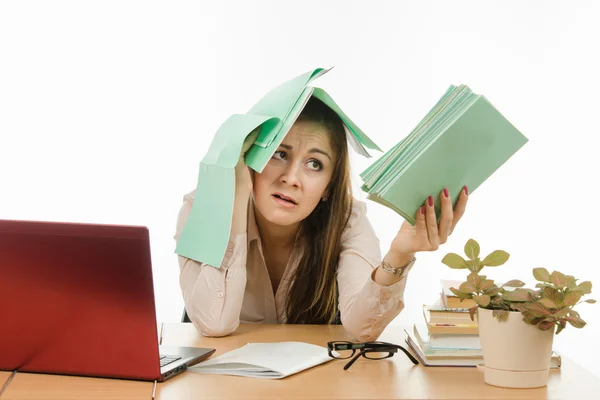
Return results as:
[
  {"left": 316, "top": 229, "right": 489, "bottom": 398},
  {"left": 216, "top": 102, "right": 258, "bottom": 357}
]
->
[
  {"left": 176, "top": 67, "right": 382, "bottom": 267},
  {"left": 360, "top": 85, "right": 528, "bottom": 225}
]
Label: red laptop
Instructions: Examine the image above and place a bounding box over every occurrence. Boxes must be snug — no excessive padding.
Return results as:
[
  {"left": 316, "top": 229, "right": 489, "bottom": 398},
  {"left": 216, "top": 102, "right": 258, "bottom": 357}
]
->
[{"left": 0, "top": 219, "right": 214, "bottom": 381}]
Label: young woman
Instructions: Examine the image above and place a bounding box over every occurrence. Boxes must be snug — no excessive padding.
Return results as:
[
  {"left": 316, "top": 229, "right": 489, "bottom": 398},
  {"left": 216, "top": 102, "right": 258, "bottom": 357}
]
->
[{"left": 175, "top": 97, "right": 468, "bottom": 341}]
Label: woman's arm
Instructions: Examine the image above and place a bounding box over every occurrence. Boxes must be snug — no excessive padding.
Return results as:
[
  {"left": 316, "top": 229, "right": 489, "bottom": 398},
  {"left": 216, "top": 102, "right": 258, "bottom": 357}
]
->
[
  {"left": 336, "top": 201, "right": 414, "bottom": 342},
  {"left": 175, "top": 185, "right": 250, "bottom": 337},
  {"left": 372, "top": 250, "right": 415, "bottom": 286},
  {"left": 175, "top": 130, "right": 258, "bottom": 337},
  {"left": 338, "top": 189, "right": 468, "bottom": 341}
]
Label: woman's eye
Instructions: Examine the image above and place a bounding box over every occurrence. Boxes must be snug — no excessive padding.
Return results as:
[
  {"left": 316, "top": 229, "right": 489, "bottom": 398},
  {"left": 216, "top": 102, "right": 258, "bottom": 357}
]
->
[
  {"left": 272, "top": 151, "right": 287, "bottom": 160},
  {"left": 307, "top": 160, "right": 323, "bottom": 171}
]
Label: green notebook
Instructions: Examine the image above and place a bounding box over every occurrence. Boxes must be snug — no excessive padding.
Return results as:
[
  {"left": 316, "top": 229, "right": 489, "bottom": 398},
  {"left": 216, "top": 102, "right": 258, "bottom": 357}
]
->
[
  {"left": 360, "top": 85, "right": 528, "bottom": 225},
  {"left": 176, "top": 67, "right": 381, "bottom": 267}
]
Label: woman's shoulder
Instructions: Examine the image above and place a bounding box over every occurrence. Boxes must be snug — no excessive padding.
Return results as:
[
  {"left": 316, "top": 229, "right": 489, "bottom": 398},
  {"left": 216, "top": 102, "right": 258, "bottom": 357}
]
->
[
  {"left": 349, "top": 197, "right": 368, "bottom": 218},
  {"left": 340, "top": 197, "right": 381, "bottom": 259},
  {"left": 342, "top": 197, "right": 374, "bottom": 238}
]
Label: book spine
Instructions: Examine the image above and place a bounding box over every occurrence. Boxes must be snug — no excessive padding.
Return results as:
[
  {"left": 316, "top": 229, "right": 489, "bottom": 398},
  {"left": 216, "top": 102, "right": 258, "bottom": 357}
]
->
[{"left": 427, "top": 323, "right": 479, "bottom": 335}]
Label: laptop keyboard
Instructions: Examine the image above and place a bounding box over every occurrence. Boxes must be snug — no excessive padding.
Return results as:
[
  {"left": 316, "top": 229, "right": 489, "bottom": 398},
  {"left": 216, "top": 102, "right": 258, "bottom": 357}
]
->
[{"left": 160, "top": 354, "right": 182, "bottom": 367}]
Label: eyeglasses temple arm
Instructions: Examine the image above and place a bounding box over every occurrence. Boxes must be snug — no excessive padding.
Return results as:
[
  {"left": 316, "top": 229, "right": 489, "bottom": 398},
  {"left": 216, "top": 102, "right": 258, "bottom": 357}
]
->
[
  {"left": 397, "top": 345, "right": 419, "bottom": 365},
  {"left": 343, "top": 349, "right": 367, "bottom": 370}
]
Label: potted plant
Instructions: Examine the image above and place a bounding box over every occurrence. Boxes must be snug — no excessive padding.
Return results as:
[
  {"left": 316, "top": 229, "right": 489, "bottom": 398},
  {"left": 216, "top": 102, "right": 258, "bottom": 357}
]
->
[{"left": 441, "top": 239, "right": 595, "bottom": 389}]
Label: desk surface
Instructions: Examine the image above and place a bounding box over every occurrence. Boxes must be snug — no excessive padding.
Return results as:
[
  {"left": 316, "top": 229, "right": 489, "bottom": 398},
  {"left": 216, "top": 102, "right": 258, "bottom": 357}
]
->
[
  {"left": 157, "top": 323, "right": 600, "bottom": 400},
  {"left": 2, "top": 324, "right": 599, "bottom": 400},
  {"left": 0, "top": 372, "right": 153, "bottom": 400},
  {"left": 1, "top": 371, "right": 14, "bottom": 395}
]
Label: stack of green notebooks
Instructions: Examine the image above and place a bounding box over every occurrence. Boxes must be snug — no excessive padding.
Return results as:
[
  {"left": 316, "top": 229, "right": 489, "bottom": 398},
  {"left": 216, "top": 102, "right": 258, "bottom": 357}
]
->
[{"left": 360, "top": 85, "right": 529, "bottom": 225}]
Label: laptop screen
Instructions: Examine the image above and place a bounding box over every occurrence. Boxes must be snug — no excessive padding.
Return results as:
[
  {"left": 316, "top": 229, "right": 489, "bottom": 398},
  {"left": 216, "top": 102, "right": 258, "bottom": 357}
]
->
[{"left": 0, "top": 219, "right": 162, "bottom": 380}]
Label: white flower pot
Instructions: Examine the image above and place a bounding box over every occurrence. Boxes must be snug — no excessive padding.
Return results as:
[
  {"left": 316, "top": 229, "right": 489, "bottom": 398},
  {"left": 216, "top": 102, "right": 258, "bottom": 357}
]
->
[{"left": 477, "top": 308, "right": 554, "bottom": 388}]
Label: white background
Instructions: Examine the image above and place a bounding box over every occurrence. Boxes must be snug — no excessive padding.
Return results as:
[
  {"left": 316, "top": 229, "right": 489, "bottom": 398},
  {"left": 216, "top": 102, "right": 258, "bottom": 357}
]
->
[{"left": 1, "top": 0, "right": 599, "bottom": 378}]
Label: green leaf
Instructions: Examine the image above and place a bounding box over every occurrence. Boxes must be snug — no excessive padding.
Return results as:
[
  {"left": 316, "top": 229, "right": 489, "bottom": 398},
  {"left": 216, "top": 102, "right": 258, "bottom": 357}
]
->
[
  {"left": 441, "top": 253, "right": 469, "bottom": 269},
  {"left": 565, "top": 276, "right": 578, "bottom": 290},
  {"left": 562, "top": 291, "right": 582, "bottom": 307},
  {"left": 538, "top": 320, "right": 555, "bottom": 331},
  {"left": 556, "top": 320, "right": 567, "bottom": 335},
  {"left": 502, "top": 289, "right": 531, "bottom": 302},
  {"left": 535, "top": 283, "right": 551, "bottom": 289},
  {"left": 449, "top": 287, "right": 472, "bottom": 299},
  {"left": 469, "top": 306, "right": 478, "bottom": 321},
  {"left": 464, "top": 239, "right": 480, "bottom": 260},
  {"left": 484, "top": 286, "right": 501, "bottom": 296},
  {"left": 584, "top": 299, "right": 597, "bottom": 304},
  {"left": 502, "top": 280, "right": 526, "bottom": 288},
  {"left": 538, "top": 298, "right": 557, "bottom": 309},
  {"left": 467, "top": 272, "right": 482, "bottom": 290},
  {"left": 550, "top": 271, "right": 567, "bottom": 288},
  {"left": 531, "top": 317, "right": 545, "bottom": 325},
  {"left": 533, "top": 267, "right": 551, "bottom": 282},
  {"left": 577, "top": 281, "right": 592, "bottom": 295},
  {"left": 459, "top": 281, "right": 477, "bottom": 294},
  {"left": 566, "top": 316, "right": 586, "bottom": 329},
  {"left": 474, "top": 295, "right": 491, "bottom": 307},
  {"left": 479, "top": 279, "right": 495, "bottom": 292},
  {"left": 523, "top": 301, "right": 552, "bottom": 315},
  {"left": 553, "top": 308, "right": 570, "bottom": 318},
  {"left": 510, "top": 303, "right": 526, "bottom": 313},
  {"left": 481, "top": 250, "right": 510, "bottom": 267},
  {"left": 543, "top": 287, "right": 562, "bottom": 306},
  {"left": 465, "top": 259, "right": 477, "bottom": 271}
]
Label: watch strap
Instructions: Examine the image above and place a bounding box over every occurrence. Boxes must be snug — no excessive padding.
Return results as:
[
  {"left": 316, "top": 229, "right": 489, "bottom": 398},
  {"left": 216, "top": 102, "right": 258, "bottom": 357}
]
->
[{"left": 380, "top": 257, "right": 416, "bottom": 277}]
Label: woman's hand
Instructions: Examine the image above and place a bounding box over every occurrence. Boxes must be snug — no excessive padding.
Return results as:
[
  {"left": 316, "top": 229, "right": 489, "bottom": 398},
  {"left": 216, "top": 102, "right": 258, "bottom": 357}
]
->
[
  {"left": 390, "top": 186, "right": 469, "bottom": 255},
  {"left": 235, "top": 128, "right": 260, "bottom": 193}
]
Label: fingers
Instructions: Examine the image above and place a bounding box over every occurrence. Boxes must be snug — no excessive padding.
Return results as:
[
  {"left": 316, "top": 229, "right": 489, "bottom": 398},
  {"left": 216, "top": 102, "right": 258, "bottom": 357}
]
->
[
  {"left": 242, "top": 128, "right": 261, "bottom": 154},
  {"left": 415, "top": 203, "right": 428, "bottom": 248},
  {"left": 438, "top": 188, "right": 453, "bottom": 244},
  {"left": 425, "top": 195, "right": 440, "bottom": 250},
  {"left": 450, "top": 186, "right": 469, "bottom": 235}
]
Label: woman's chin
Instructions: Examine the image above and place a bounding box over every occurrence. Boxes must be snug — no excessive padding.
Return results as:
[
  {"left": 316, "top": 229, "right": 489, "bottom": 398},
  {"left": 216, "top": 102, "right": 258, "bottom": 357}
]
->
[{"left": 263, "top": 211, "right": 303, "bottom": 227}]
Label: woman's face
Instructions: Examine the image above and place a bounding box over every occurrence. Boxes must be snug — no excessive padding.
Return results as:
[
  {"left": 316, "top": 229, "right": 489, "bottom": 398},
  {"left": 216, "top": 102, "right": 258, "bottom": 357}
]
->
[{"left": 252, "top": 120, "right": 336, "bottom": 228}]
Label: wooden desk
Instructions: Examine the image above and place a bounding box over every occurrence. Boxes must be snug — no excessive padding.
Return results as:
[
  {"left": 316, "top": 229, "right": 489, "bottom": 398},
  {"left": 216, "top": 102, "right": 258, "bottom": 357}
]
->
[
  {"left": 2, "top": 324, "right": 598, "bottom": 399},
  {"left": 156, "top": 323, "right": 600, "bottom": 400},
  {"left": 1, "top": 371, "right": 15, "bottom": 396},
  {"left": 0, "top": 372, "right": 153, "bottom": 400}
]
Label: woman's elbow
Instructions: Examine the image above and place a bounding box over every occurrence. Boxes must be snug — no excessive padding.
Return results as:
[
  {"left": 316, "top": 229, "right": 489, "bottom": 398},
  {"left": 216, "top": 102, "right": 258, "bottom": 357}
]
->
[
  {"left": 188, "top": 312, "right": 239, "bottom": 337},
  {"left": 340, "top": 318, "right": 380, "bottom": 342}
]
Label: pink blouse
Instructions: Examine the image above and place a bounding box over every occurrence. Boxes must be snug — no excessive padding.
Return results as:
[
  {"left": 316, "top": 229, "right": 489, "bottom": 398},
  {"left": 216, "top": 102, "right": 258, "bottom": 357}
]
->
[{"left": 175, "top": 190, "right": 414, "bottom": 341}]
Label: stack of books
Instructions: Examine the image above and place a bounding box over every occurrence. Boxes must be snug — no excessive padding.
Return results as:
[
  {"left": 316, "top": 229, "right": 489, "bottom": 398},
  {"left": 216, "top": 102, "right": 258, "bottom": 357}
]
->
[{"left": 405, "top": 280, "right": 562, "bottom": 368}]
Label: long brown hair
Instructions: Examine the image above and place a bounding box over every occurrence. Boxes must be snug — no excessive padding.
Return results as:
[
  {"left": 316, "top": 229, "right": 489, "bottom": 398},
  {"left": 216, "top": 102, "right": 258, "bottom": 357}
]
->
[{"left": 285, "top": 97, "right": 353, "bottom": 324}]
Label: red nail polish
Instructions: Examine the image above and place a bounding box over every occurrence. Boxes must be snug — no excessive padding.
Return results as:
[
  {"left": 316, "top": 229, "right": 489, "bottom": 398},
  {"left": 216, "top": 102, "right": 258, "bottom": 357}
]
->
[
  {"left": 421, "top": 205, "right": 425, "bottom": 215},
  {"left": 464, "top": 186, "right": 469, "bottom": 196},
  {"left": 428, "top": 196, "right": 433, "bottom": 207},
  {"left": 443, "top": 188, "right": 449, "bottom": 198}
]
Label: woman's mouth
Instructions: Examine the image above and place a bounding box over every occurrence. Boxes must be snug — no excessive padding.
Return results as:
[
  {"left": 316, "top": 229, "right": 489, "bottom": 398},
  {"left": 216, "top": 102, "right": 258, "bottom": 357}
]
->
[{"left": 272, "top": 193, "right": 297, "bottom": 208}]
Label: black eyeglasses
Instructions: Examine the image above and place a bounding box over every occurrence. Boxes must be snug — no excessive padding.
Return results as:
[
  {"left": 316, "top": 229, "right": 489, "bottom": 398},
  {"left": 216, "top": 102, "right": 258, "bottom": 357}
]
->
[{"left": 327, "top": 340, "right": 419, "bottom": 370}]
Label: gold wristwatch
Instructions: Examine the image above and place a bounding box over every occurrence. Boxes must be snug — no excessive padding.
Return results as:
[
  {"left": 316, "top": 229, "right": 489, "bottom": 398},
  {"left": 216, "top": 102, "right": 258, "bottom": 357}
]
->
[{"left": 380, "top": 257, "right": 416, "bottom": 278}]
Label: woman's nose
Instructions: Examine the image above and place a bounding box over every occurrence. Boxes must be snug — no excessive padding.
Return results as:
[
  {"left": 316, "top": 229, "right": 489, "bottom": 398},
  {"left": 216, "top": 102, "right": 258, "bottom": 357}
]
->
[{"left": 279, "top": 162, "right": 301, "bottom": 187}]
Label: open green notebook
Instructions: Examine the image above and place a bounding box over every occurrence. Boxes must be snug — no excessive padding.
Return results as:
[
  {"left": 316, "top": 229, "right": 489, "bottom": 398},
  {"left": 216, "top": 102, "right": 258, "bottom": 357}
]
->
[
  {"left": 360, "top": 85, "right": 528, "bottom": 225},
  {"left": 176, "top": 67, "right": 381, "bottom": 267}
]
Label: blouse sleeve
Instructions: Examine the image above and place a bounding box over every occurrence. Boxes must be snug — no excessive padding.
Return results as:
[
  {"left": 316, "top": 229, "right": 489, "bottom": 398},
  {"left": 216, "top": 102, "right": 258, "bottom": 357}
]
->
[
  {"left": 174, "top": 190, "right": 248, "bottom": 337},
  {"left": 336, "top": 200, "right": 416, "bottom": 342}
]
